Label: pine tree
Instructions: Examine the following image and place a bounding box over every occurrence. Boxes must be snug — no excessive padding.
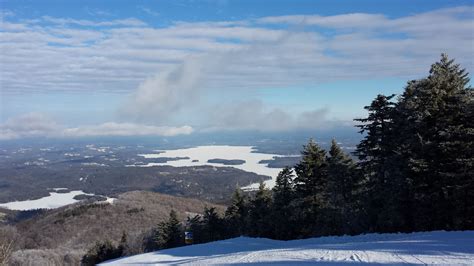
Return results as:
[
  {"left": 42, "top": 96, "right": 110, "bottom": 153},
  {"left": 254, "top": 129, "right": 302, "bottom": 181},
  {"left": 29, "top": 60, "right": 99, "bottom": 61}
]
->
[
  {"left": 354, "top": 94, "right": 407, "bottom": 232},
  {"left": 326, "top": 139, "right": 361, "bottom": 235},
  {"left": 202, "top": 207, "right": 224, "bottom": 242},
  {"left": 395, "top": 54, "right": 473, "bottom": 230},
  {"left": 272, "top": 167, "right": 295, "bottom": 208},
  {"left": 224, "top": 188, "right": 249, "bottom": 237},
  {"left": 155, "top": 210, "right": 183, "bottom": 249},
  {"left": 294, "top": 138, "right": 328, "bottom": 198},
  {"left": 248, "top": 182, "right": 272, "bottom": 237},
  {"left": 271, "top": 167, "right": 296, "bottom": 239},
  {"left": 186, "top": 215, "right": 204, "bottom": 244},
  {"left": 454, "top": 88, "right": 474, "bottom": 229},
  {"left": 292, "top": 139, "right": 329, "bottom": 237}
]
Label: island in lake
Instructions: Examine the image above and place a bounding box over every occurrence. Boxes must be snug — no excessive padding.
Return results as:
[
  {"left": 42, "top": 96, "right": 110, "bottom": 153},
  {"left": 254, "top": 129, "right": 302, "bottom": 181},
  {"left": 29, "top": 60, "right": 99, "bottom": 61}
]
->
[
  {"left": 259, "top": 156, "right": 301, "bottom": 168},
  {"left": 207, "top": 158, "right": 246, "bottom": 165}
]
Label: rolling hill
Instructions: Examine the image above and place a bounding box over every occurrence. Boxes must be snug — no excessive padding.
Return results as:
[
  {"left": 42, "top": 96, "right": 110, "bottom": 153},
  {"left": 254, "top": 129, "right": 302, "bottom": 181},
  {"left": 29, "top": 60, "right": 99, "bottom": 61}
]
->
[{"left": 2, "top": 191, "right": 224, "bottom": 265}]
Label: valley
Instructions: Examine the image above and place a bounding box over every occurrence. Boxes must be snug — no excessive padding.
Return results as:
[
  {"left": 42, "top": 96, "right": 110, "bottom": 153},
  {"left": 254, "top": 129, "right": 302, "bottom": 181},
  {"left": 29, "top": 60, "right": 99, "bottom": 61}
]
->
[{"left": 0, "top": 137, "right": 358, "bottom": 208}]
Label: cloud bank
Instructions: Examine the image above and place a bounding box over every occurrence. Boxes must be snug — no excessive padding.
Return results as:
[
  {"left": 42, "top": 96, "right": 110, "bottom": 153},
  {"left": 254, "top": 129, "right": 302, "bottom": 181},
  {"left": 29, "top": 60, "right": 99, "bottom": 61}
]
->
[
  {"left": 0, "top": 113, "right": 193, "bottom": 140},
  {"left": 205, "top": 100, "right": 335, "bottom": 132},
  {"left": 1, "top": 6, "right": 473, "bottom": 134},
  {"left": 63, "top": 123, "right": 193, "bottom": 137},
  {"left": 2, "top": 6, "right": 471, "bottom": 95}
]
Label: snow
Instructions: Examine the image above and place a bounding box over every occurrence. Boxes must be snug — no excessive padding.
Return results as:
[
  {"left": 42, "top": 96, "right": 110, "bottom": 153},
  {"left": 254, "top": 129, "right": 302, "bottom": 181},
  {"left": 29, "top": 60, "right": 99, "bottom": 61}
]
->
[
  {"left": 0, "top": 190, "right": 116, "bottom": 210},
  {"left": 51, "top": 188, "right": 69, "bottom": 191},
  {"left": 102, "top": 231, "right": 474, "bottom": 265},
  {"left": 82, "top": 162, "right": 108, "bottom": 167},
  {"left": 135, "top": 145, "right": 287, "bottom": 188},
  {"left": 0, "top": 190, "right": 93, "bottom": 210},
  {"left": 105, "top": 197, "right": 116, "bottom": 204}
]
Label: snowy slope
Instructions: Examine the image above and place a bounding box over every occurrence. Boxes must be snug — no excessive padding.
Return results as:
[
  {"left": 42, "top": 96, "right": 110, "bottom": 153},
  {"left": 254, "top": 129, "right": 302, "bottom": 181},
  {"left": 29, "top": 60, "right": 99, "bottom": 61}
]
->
[{"left": 102, "top": 231, "right": 474, "bottom": 265}]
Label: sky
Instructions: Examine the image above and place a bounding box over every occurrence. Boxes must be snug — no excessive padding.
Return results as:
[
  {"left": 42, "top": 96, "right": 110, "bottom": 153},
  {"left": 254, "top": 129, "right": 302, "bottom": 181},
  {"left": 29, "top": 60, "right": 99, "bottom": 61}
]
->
[{"left": 0, "top": 0, "right": 473, "bottom": 140}]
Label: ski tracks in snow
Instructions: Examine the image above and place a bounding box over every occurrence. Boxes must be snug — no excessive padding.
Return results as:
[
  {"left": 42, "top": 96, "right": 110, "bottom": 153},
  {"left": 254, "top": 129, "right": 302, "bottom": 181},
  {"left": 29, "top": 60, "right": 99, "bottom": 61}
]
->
[{"left": 103, "top": 231, "right": 474, "bottom": 265}]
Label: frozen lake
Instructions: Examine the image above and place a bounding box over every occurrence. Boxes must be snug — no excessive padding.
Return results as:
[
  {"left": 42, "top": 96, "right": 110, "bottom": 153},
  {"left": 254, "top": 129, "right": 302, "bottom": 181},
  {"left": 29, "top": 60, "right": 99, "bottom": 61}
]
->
[
  {"left": 0, "top": 190, "right": 114, "bottom": 210},
  {"left": 135, "top": 145, "right": 286, "bottom": 189}
]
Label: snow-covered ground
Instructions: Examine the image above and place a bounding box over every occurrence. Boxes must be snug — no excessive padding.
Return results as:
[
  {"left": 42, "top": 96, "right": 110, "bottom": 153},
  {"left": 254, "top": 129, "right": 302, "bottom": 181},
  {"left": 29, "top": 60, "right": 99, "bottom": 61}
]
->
[
  {"left": 0, "top": 190, "right": 115, "bottom": 210},
  {"left": 103, "top": 231, "right": 474, "bottom": 265},
  {"left": 134, "top": 145, "right": 287, "bottom": 189}
]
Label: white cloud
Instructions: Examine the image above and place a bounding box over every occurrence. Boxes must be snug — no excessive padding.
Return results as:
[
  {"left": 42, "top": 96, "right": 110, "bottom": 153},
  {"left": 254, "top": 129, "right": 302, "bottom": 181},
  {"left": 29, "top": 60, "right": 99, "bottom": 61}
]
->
[
  {"left": 63, "top": 122, "right": 193, "bottom": 137},
  {"left": 2, "top": 6, "right": 471, "bottom": 96},
  {"left": 1, "top": 6, "right": 473, "bottom": 131},
  {"left": 0, "top": 113, "right": 62, "bottom": 140},
  {"left": 257, "top": 6, "right": 474, "bottom": 35},
  {"left": 257, "top": 13, "right": 387, "bottom": 29},
  {"left": 0, "top": 113, "right": 193, "bottom": 140},
  {"left": 121, "top": 55, "right": 205, "bottom": 121},
  {"left": 204, "top": 100, "right": 335, "bottom": 132}
]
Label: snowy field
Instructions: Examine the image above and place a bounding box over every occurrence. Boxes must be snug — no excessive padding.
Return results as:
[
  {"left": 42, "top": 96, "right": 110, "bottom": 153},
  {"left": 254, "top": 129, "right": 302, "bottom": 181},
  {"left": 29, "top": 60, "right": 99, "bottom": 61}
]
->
[
  {"left": 103, "top": 231, "right": 474, "bottom": 265},
  {"left": 0, "top": 189, "right": 114, "bottom": 210},
  {"left": 135, "top": 145, "right": 287, "bottom": 189}
]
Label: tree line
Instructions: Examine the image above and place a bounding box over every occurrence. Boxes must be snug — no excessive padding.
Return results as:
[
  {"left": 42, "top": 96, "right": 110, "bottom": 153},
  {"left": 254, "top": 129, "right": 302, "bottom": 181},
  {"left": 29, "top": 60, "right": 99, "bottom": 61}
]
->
[{"left": 82, "top": 54, "right": 473, "bottom": 264}]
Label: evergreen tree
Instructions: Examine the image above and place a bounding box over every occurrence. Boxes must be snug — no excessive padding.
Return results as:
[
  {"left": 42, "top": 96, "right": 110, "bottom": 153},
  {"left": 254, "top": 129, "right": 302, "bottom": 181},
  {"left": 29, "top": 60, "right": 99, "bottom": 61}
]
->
[
  {"left": 272, "top": 167, "right": 295, "bottom": 207},
  {"left": 354, "top": 93, "right": 409, "bottom": 232},
  {"left": 294, "top": 139, "right": 328, "bottom": 198},
  {"left": 202, "top": 207, "right": 225, "bottom": 242},
  {"left": 248, "top": 182, "right": 272, "bottom": 237},
  {"left": 395, "top": 54, "right": 473, "bottom": 230},
  {"left": 224, "top": 188, "right": 249, "bottom": 237},
  {"left": 293, "top": 139, "right": 329, "bottom": 237},
  {"left": 454, "top": 88, "right": 474, "bottom": 229},
  {"left": 271, "top": 167, "right": 296, "bottom": 239},
  {"left": 155, "top": 210, "right": 183, "bottom": 249},
  {"left": 326, "top": 139, "right": 362, "bottom": 235},
  {"left": 186, "top": 215, "right": 204, "bottom": 244}
]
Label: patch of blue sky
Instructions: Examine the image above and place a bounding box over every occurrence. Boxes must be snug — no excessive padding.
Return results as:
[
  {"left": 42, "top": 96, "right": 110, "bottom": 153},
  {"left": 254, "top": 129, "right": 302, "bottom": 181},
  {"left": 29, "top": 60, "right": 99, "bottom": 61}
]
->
[
  {"left": 4, "top": 0, "right": 472, "bottom": 25},
  {"left": 45, "top": 42, "right": 74, "bottom": 47},
  {"left": 214, "top": 36, "right": 245, "bottom": 44},
  {"left": 204, "top": 77, "right": 407, "bottom": 121},
  {"left": 373, "top": 31, "right": 410, "bottom": 40},
  {"left": 256, "top": 78, "right": 407, "bottom": 118},
  {"left": 305, "top": 26, "right": 344, "bottom": 38}
]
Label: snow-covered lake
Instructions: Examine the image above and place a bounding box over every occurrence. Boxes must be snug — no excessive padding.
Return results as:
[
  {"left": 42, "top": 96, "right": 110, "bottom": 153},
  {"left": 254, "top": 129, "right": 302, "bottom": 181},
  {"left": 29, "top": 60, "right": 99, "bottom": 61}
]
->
[
  {"left": 0, "top": 190, "right": 114, "bottom": 210},
  {"left": 134, "top": 145, "right": 286, "bottom": 189}
]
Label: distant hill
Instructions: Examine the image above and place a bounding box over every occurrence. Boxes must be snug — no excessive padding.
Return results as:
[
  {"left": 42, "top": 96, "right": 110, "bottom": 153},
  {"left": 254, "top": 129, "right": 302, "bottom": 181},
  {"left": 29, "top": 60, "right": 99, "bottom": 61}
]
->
[{"left": 3, "top": 191, "right": 224, "bottom": 265}]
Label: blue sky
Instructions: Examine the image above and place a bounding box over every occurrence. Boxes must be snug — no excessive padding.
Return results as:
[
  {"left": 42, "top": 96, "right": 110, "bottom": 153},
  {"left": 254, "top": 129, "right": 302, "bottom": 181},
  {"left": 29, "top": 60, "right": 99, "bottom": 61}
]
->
[
  {"left": 3, "top": 0, "right": 472, "bottom": 22},
  {"left": 0, "top": 0, "right": 473, "bottom": 139}
]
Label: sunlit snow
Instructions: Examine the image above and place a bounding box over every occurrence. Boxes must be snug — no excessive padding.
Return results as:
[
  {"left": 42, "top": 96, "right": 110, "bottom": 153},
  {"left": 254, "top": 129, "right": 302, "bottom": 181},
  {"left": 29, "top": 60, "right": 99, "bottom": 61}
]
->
[
  {"left": 103, "top": 231, "right": 474, "bottom": 265},
  {"left": 0, "top": 190, "right": 115, "bottom": 210}
]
